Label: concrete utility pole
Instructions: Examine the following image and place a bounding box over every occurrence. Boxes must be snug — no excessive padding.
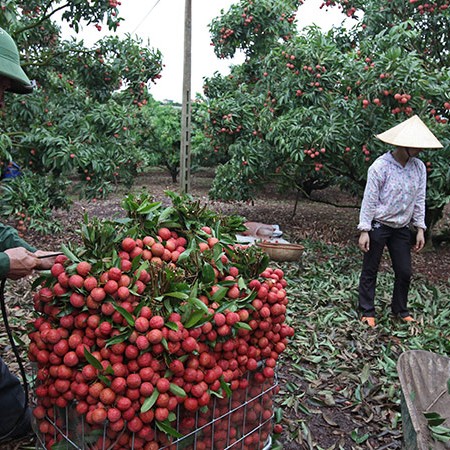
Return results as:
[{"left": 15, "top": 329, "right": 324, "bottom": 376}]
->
[{"left": 180, "top": 0, "right": 192, "bottom": 194}]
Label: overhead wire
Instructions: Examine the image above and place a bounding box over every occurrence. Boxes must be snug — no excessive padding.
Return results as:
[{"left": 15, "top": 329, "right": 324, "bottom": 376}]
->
[{"left": 131, "top": 0, "right": 162, "bottom": 34}]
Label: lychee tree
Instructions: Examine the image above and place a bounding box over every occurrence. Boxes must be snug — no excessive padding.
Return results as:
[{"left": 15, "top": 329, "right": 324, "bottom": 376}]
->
[
  {"left": 0, "top": 0, "right": 164, "bottom": 232},
  {"left": 203, "top": 0, "right": 449, "bottom": 235}
]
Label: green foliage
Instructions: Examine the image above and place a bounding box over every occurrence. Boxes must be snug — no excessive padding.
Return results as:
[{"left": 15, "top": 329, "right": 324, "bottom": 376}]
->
[
  {"left": 424, "top": 412, "right": 450, "bottom": 443},
  {"left": 324, "top": 0, "right": 450, "bottom": 67},
  {"left": 0, "top": 1, "right": 122, "bottom": 33},
  {"left": 141, "top": 99, "right": 182, "bottom": 182},
  {"left": 279, "top": 238, "right": 450, "bottom": 447},
  {"left": 209, "top": 0, "right": 301, "bottom": 58},
  {"left": 0, "top": 171, "right": 71, "bottom": 233},
  {"left": 203, "top": 0, "right": 450, "bottom": 230},
  {"left": 120, "top": 190, "right": 247, "bottom": 239},
  {"left": 209, "top": 158, "right": 262, "bottom": 201},
  {"left": 0, "top": 0, "right": 164, "bottom": 219}
]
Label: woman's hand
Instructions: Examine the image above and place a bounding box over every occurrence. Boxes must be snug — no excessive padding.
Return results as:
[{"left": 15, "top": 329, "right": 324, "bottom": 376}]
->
[
  {"left": 358, "top": 231, "right": 370, "bottom": 253},
  {"left": 413, "top": 228, "right": 425, "bottom": 253}
]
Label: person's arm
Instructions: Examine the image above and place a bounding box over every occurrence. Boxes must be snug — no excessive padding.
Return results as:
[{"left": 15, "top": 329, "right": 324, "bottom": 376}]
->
[
  {"left": 2, "top": 247, "right": 40, "bottom": 279},
  {"left": 412, "top": 163, "right": 427, "bottom": 253},
  {"left": 0, "top": 223, "right": 36, "bottom": 278},
  {"left": 0, "top": 223, "right": 56, "bottom": 279},
  {"left": 0, "top": 251, "right": 11, "bottom": 278},
  {"left": 413, "top": 228, "right": 425, "bottom": 253},
  {"left": 0, "top": 223, "right": 36, "bottom": 253},
  {"left": 357, "top": 165, "right": 382, "bottom": 252},
  {"left": 358, "top": 231, "right": 370, "bottom": 253},
  {"left": 411, "top": 163, "right": 427, "bottom": 231},
  {"left": 357, "top": 165, "right": 382, "bottom": 233}
]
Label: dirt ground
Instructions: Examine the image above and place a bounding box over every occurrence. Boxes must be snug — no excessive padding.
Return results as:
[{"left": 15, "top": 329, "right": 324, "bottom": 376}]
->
[
  {"left": 26, "top": 168, "right": 450, "bottom": 285},
  {"left": 2, "top": 168, "right": 450, "bottom": 450}
]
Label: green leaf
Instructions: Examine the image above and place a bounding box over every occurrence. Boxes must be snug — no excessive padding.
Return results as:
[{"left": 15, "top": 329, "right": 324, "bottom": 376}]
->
[
  {"left": 156, "top": 420, "right": 183, "bottom": 438},
  {"left": 184, "top": 311, "right": 209, "bottom": 329},
  {"left": 159, "top": 221, "right": 182, "bottom": 229},
  {"left": 360, "top": 364, "right": 370, "bottom": 385},
  {"left": 83, "top": 348, "right": 103, "bottom": 371},
  {"left": 131, "top": 253, "right": 143, "bottom": 272},
  {"left": 430, "top": 424, "right": 450, "bottom": 436},
  {"left": 137, "top": 201, "right": 161, "bottom": 214},
  {"left": 234, "top": 321, "right": 252, "bottom": 330},
  {"left": 60, "top": 242, "right": 80, "bottom": 263},
  {"left": 31, "top": 275, "right": 49, "bottom": 290},
  {"left": 190, "top": 281, "right": 198, "bottom": 300},
  {"left": 163, "top": 291, "right": 189, "bottom": 300},
  {"left": 104, "top": 365, "right": 114, "bottom": 375},
  {"left": 351, "top": 429, "right": 370, "bottom": 444},
  {"left": 134, "top": 260, "right": 150, "bottom": 281},
  {"left": 189, "top": 296, "right": 210, "bottom": 314},
  {"left": 237, "top": 277, "right": 247, "bottom": 290},
  {"left": 165, "top": 321, "right": 179, "bottom": 331},
  {"left": 210, "top": 389, "right": 225, "bottom": 399},
  {"left": 177, "top": 248, "right": 192, "bottom": 263},
  {"left": 106, "top": 331, "right": 130, "bottom": 347},
  {"left": 169, "top": 383, "right": 187, "bottom": 397},
  {"left": 202, "top": 262, "right": 216, "bottom": 284},
  {"left": 112, "top": 304, "right": 135, "bottom": 326},
  {"left": 431, "top": 432, "right": 450, "bottom": 443},
  {"left": 157, "top": 206, "right": 176, "bottom": 223},
  {"left": 98, "top": 374, "right": 111, "bottom": 386},
  {"left": 275, "top": 408, "right": 283, "bottom": 422},
  {"left": 424, "top": 412, "right": 447, "bottom": 427},
  {"left": 141, "top": 388, "right": 159, "bottom": 413},
  {"left": 220, "top": 377, "right": 232, "bottom": 398},
  {"left": 211, "top": 285, "right": 228, "bottom": 303}
]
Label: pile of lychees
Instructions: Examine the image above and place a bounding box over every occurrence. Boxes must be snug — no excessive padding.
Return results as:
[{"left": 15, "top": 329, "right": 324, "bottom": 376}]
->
[{"left": 28, "top": 193, "right": 294, "bottom": 450}]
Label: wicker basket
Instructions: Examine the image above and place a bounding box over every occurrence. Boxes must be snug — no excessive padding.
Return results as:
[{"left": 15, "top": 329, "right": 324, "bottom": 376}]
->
[{"left": 256, "top": 242, "right": 304, "bottom": 262}]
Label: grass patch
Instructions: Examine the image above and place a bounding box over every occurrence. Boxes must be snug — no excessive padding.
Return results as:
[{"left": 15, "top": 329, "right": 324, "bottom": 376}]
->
[{"left": 276, "top": 238, "right": 450, "bottom": 449}]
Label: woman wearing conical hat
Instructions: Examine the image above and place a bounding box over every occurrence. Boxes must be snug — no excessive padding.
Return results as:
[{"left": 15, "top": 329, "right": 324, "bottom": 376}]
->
[{"left": 356, "top": 115, "right": 443, "bottom": 328}]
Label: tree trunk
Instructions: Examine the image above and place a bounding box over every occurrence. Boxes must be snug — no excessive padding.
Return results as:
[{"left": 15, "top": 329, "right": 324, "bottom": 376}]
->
[{"left": 425, "top": 205, "right": 445, "bottom": 248}]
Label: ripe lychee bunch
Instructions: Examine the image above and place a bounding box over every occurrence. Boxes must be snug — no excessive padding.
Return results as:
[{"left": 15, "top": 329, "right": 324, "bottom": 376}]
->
[{"left": 29, "top": 202, "right": 294, "bottom": 449}]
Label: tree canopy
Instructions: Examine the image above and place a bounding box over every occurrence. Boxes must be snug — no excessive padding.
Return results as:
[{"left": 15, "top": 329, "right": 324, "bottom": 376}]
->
[
  {"left": 1, "top": 1, "right": 169, "bottom": 230},
  {"left": 203, "top": 0, "right": 449, "bottom": 231},
  {"left": 1, "top": 0, "right": 449, "bottom": 236}
]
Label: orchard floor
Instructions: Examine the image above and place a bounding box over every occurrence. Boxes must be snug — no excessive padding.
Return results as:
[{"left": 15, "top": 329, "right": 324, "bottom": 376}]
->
[
  {"left": 23, "top": 168, "right": 450, "bottom": 285},
  {"left": 1, "top": 168, "right": 450, "bottom": 450}
]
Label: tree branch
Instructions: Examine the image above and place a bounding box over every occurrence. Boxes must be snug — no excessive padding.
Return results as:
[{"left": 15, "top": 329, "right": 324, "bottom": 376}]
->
[{"left": 14, "top": 2, "right": 71, "bottom": 36}]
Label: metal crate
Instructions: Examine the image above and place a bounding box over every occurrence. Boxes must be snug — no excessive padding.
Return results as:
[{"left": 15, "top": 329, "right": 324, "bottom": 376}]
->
[{"left": 34, "top": 369, "right": 278, "bottom": 450}]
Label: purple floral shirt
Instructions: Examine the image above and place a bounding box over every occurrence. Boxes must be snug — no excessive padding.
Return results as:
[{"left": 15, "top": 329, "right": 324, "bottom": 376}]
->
[{"left": 357, "top": 152, "right": 427, "bottom": 231}]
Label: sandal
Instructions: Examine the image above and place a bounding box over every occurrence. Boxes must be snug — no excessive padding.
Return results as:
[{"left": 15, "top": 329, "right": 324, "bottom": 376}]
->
[{"left": 361, "top": 316, "right": 376, "bottom": 327}]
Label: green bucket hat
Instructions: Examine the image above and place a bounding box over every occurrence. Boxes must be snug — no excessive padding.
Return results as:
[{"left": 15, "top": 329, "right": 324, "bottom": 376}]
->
[{"left": 0, "top": 27, "right": 33, "bottom": 94}]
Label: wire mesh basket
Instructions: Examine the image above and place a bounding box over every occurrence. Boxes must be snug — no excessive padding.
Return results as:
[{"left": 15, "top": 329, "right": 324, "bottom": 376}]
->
[{"left": 33, "top": 367, "right": 278, "bottom": 450}]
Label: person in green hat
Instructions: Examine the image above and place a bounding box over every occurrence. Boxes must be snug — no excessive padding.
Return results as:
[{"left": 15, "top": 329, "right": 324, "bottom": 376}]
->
[{"left": 0, "top": 27, "right": 58, "bottom": 443}]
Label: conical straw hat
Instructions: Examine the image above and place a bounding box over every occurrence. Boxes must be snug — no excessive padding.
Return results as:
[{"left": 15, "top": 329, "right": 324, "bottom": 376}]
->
[{"left": 375, "top": 115, "right": 443, "bottom": 149}]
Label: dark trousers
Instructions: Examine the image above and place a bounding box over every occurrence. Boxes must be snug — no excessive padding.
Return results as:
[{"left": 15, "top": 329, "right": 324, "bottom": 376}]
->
[
  {"left": 0, "top": 356, "right": 31, "bottom": 440},
  {"left": 358, "top": 223, "right": 412, "bottom": 318}
]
